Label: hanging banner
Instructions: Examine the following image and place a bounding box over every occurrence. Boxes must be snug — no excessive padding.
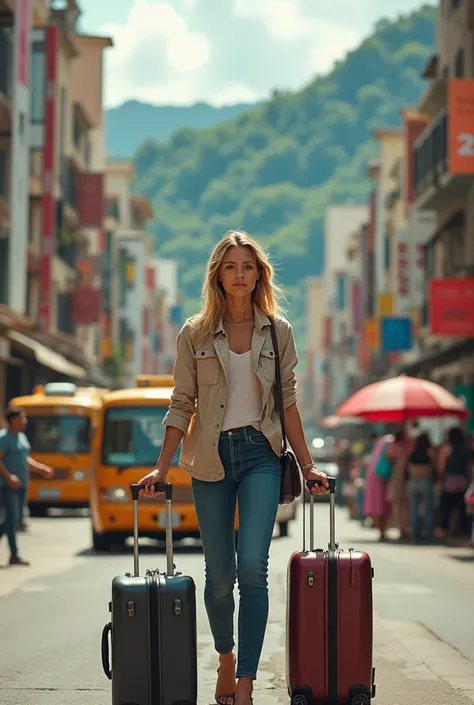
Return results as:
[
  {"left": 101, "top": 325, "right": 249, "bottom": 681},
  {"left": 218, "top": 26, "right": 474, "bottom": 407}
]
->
[
  {"left": 448, "top": 78, "right": 474, "bottom": 175},
  {"left": 430, "top": 278, "right": 474, "bottom": 337},
  {"left": 381, "top": 317, "right": 413, "bottom": 352}
]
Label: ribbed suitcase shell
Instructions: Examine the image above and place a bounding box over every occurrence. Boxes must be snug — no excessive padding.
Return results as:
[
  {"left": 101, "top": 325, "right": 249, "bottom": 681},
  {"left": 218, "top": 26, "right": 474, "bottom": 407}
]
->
[
  {"left": 286, "top": 480, "right": 375, "bottom": 705},
  {"left": 102, "top": 483, "right": 198, "bottom": 705}
]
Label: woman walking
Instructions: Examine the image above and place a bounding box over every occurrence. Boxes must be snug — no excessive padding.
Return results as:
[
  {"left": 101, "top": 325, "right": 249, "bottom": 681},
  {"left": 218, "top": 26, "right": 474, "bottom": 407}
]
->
[
  {"left": 406, "top": 432, "right": 437, "bottom": 542},
  {"left": 363, "top": 434, "right": 392, "bottom": 541},
  {"left": 436, "top": 427, "right": 471, "bottom": 541},
  {"left": 137, "top": 230, "right": 329, "bottom": 705}
]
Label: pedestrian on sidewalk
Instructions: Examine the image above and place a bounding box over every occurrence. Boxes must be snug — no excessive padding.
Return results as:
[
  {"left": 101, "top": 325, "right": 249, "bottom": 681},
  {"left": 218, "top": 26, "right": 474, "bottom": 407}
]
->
[
  {"left": 406, "top": 432, "right": 437, "bottom": 543},
  {"left": 0, "top": 407, "right": 54, "bottom": 566},
  {"left": 386, "top": 429, "right": 413, "bottom": 540},
  {"left": 363, "top": 434, "right": 392, "bottom": 540},
  {"left": 436, "top": 426, "right": 471, "bottom": 542},
  {"left": 136, "top": 230, "right": 330, "bottom": 705}
]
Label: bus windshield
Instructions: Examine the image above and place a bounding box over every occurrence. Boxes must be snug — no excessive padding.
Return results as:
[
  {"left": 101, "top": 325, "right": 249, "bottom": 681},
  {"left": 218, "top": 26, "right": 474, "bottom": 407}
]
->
[
  {"left": 102, "top": 406, "right": 180, "bottom": 467},
  {"left": 26, "top": 415, "right": 91, "bottom": 453}
]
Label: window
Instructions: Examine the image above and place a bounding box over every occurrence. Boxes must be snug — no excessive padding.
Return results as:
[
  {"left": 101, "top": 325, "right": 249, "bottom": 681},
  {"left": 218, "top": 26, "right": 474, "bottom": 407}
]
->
[
  {"left": 0, "top": 148, "right": 6, "bottom": 197},
  {"left": 26, "top": 415, "right": 91, "bottom": 453},
  {"left": 102, "top": 406, "right": 180, "bottom": 468},
  {"left": 0, "top": 238, "right": 8, "bottom": 304},
  {"left": 454, "top": 49, "right": 464, "bottom": 78},
  {"left": 30, "top": 44, "right": 45, "bottom": 122}
]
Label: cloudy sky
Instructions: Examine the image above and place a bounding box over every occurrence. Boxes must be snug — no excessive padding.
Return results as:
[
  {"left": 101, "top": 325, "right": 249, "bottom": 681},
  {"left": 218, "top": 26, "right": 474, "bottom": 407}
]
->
[{"left": 78, "top": 0, "right": 435, "bottom": 108}]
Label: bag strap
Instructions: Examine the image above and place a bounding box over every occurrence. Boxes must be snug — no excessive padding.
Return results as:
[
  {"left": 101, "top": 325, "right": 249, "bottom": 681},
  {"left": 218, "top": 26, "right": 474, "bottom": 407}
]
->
[{"left": 269, "top": 318, "right": 287, "bottom": 454}]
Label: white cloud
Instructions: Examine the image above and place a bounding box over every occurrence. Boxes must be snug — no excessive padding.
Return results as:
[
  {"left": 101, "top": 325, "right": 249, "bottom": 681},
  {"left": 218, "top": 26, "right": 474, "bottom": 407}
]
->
[
  {"left": 93, "top": 0, "right": 436, "bottom": 107},
  {"left": 232, "top": 0, "right": 309, "bottom": 41},
  {"left": 101, "top": 0, "right": 210, "bottom": 107}
]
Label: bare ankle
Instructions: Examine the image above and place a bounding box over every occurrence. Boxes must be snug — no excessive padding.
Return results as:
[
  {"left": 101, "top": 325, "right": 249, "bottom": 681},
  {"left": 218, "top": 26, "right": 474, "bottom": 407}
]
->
[
  {"left": 236, "top": 677, "right": 253, "bottom": 692},
  {"left": 219, "top": 651, "right": 235, "bottom": 665}
]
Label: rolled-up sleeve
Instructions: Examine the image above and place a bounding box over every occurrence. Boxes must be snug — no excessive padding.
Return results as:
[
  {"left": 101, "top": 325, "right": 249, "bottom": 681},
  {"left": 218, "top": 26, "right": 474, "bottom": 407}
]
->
[
  {"left": 280, "top": 321, "right": 298, "bottom": 410},
  {"left": 163, "top": 322, "right": 197, "bottom": 433}
]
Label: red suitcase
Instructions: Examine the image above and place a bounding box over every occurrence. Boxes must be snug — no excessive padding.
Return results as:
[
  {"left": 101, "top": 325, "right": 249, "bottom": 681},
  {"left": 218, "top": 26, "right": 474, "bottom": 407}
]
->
[{"left": 286, "top": 477, "right": 375, "bottom": 705}]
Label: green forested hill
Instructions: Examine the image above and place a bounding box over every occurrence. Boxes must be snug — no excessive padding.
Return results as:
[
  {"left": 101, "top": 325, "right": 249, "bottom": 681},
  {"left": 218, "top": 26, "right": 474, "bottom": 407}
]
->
[{"left": 132, "top": 5, "right": 436, "bottom": 351}]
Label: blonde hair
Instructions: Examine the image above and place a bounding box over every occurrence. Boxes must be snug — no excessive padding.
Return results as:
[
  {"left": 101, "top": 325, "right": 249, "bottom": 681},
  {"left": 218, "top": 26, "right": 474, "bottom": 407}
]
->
[{"left": 190, "top": 230, "right": 284, "bottom": 346}]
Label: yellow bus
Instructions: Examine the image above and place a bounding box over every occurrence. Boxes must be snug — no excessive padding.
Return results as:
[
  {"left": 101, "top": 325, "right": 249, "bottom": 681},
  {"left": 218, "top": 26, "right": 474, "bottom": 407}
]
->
[
  {"left": 10, "top": 382, "right": 107, "bottom": 516},
  {"left": 90, "top": 375, "right": 204, "bottom": 551},
  {"left": 90, "top": 374, "right": 298, "bottom": 551}
]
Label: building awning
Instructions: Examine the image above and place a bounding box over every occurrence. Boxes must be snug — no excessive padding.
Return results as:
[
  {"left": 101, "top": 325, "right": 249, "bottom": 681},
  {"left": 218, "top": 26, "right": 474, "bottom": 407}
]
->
[
  {"left": 400, "top": 338, "right": 474, "bottom": 376},
  {"left": 7, "top": 331, "right": 87, "bottom": 379},
  {"left": 425, "top": 210, "right": 465, "bottom": 249}
]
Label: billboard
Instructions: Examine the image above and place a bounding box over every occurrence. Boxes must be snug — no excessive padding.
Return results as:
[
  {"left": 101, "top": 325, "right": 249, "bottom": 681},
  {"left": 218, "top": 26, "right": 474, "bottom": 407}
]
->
[
  {"left": 8, "top": 0, "right": 32, "bottom": 314},
  {"left": 430, "top": 278, "right": 474, "bottom": 337},
  {"left": 448, "top": 79, "right": 474, "bottom": 175}
]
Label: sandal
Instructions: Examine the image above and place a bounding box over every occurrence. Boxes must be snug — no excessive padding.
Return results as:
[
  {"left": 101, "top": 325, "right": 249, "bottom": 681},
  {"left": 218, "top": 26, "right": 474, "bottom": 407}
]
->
[{"left": 215, "top": 667, "right": 236, "bottom": 705}]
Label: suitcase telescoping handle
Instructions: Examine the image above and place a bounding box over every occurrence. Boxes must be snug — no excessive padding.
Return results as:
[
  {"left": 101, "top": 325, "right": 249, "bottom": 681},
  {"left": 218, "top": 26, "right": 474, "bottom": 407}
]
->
[
  {"left": 305, "top": 476, "right": 337, "bottom": 552},
  {"left": 130, "top": 482, "right": 174, "bottom": 578}
]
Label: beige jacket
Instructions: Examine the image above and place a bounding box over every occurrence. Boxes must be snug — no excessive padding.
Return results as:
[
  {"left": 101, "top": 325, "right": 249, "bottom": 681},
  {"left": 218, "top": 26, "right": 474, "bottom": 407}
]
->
[{"left": 163, "top": 305, "right": 298, "bottom": 481}]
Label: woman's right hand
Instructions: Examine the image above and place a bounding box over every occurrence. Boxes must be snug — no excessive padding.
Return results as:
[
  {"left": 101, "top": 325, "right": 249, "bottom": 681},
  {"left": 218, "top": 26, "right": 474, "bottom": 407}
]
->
[{"left": 137, "top": 467, "right": 168, "bottom": 498}]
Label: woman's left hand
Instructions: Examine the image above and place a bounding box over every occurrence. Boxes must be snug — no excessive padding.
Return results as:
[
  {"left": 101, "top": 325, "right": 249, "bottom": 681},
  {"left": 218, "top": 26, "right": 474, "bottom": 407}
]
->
[{"left": 305, "top": 466, "right": 330, "bottom": 495}]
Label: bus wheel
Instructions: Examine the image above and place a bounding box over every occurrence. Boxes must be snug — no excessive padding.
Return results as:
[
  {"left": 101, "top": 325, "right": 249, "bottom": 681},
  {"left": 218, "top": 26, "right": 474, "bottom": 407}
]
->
[
  {"left": 28, "top": 504, "right": 48, "bottom": 518},
  {"left": 92, "top": 529, "right": 112, "bottom": 552}
]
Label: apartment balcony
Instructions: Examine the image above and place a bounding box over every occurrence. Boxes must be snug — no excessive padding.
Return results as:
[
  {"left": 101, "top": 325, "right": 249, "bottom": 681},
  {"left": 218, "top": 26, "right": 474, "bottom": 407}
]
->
[
  {"left": 412, "top": 107, "right": 472, "bottom": 211},
  {"left": 29, "top": 149, "right": 43, "bottom": 197},
  {"left": 417, "top": 55, "right": 448, "bottom": 118}
]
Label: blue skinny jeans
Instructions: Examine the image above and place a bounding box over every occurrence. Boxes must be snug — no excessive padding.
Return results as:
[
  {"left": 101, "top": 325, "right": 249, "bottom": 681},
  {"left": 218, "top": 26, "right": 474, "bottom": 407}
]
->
[{"left": 192, "top": 425, "right": 280, "bottom": 680}]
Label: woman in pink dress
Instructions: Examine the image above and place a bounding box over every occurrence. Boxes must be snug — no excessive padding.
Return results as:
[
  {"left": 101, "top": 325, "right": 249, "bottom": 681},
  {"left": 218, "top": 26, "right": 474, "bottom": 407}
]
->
[{"left": 363, "top": 434, "right": 392, "bottom": 541}]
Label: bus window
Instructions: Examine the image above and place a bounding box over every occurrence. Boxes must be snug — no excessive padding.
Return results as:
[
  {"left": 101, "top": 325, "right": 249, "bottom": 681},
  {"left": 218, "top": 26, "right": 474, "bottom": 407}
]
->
[
  {"left": 27, "top": 416, "right": 91, "bottom": 454},
  {"left": 102, "top": 406, "right": 180, "bottom": 467}
]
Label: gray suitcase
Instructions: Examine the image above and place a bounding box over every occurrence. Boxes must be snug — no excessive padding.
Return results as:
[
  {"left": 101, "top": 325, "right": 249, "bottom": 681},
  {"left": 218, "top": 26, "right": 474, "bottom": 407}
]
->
[{"left": 101, "top": 482, "right": 198, "bottom": 705}]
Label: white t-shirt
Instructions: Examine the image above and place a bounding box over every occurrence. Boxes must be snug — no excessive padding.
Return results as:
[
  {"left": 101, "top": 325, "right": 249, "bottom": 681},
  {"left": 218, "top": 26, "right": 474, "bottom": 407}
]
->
[{"left": 221, "top": 350, "right": 262, "bottom": 432}]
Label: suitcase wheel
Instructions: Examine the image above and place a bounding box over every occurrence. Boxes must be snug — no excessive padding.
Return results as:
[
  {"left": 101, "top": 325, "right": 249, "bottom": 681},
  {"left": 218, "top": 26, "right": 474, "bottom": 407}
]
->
[
  {"left": 290, "top": 686, "right": 312, "bottom": 705},
  {"left": 351, "top": 696, "right": 370, "bottom": 705}
]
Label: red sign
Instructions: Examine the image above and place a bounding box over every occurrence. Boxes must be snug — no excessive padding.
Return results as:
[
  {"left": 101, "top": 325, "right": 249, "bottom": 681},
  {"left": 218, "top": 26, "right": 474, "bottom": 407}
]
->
[
  {"left": 72, "top": 285, "right": 101, "bottom": 324},
  {"left": 448, "top": 79, "right": 474, "bottom": 175},
  {"left": 430, "top": 278, "right": 474, "bottom": 337},
  {"left": 351, "top": 280, "right": 361, "bottom": 334},
  {"left": 397, "top": 242, "right": 410, "bottom": 297},
  {"left": 77, "top": 172, "right": 104, "bottom": 227},
  {"left": 39, "top": 26, "right": 59, "bottom": 331},
  {"left": 17, "top": 0, "right": 31, "bottom": 87},
  {"left": 145, "top": 266, "right": 155, "bottom": 290},
  {"left": 322, "top": 316, "right": 332, "bottom": 350}
]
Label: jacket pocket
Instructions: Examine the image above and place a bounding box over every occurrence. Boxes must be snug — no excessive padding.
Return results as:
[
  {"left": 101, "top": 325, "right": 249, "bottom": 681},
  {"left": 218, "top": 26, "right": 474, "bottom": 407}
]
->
[
  {"left": 195, "top": 348, "right": 220, "bottom": 385},
  {"left": 260, "top": 348, "right": 276, "bottom": 382}
]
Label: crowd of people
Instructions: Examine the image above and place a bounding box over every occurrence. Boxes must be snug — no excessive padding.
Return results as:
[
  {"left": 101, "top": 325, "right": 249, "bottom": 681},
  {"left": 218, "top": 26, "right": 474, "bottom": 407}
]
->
[{"left": 334, "top": 424, "right": 474, "bottom": 547}]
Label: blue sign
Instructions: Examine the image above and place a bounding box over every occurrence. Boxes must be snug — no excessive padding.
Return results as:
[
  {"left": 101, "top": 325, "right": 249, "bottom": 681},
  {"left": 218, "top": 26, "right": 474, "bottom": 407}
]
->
[{"left": 380, "top": 317, "right": 413, "bottom": 352}]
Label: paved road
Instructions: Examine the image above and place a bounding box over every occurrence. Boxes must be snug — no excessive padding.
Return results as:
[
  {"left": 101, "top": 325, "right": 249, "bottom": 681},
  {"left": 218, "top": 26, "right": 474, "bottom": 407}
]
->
[{"left": 0, "top": 500, "right": 473, "bottom": 704}]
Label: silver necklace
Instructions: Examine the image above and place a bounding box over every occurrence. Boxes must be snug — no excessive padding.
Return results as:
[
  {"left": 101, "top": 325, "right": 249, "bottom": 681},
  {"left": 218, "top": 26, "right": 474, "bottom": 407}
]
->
[{"left": 224, "top": 316, "right": 254, "bottom": 329}]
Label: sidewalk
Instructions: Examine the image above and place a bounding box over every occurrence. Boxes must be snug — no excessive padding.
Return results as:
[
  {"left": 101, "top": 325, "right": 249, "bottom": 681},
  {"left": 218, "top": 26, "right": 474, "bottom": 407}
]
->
[{"left": 0, "top": 515, "right": 88, "bottom": 597}]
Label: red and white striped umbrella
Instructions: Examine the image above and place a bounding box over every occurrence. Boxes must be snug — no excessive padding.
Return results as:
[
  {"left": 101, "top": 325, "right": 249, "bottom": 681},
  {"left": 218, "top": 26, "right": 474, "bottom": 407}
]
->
[{"left": 335, "top": 375, "right": 469, "bottom": 423}]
